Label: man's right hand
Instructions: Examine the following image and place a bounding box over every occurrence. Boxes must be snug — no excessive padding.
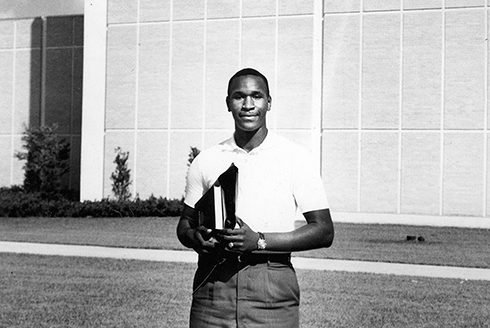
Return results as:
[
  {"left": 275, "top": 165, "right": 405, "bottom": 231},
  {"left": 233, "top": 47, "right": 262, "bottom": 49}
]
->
[{"left": 190, "top": 226, "right": 220, "bottom": 255}]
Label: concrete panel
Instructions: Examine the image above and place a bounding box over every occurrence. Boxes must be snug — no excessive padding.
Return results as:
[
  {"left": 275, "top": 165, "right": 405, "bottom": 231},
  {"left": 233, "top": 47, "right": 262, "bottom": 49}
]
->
[
  {"left": 443, "top": 133, "right": 484, "bottom": 216},
  {"left": 323, "top": 14, "right": 360, "bottom": 129},
  {"left": 446, "top": 0, "right": 484, "bottom": 8},
  {"left": 204, "top": 130, "right": 233, "bottom": 149},
  {"left": 104, "top": 131, "right": 135, "bottom": 199},
  {"left": 16, "top": 18, "right": 42, "bottom": 49},
  {"left": 360, "top": 132, "right": 399, "bottom": 213},
  {"left": 173, "top": 0, "right": 205, "bottom": 20},
  {"left": 241, "top": 18, "right": 276, "bottom": 86},
  {"left": 106, "top": 25, "right": 137, "bottom": 130},
  {"left": 402, "top": 11, "right": 442, "bottom": 129},
  {"left": 0, "top": 137, "right": 12, "bottom": 185},
  {"left": 46, "top": 16, "right": 74, "bottom": 47},
  {"left": 400, "top": 133, "right": 440, "bottom": 215},
  {"left": 135, "top": 131, "right": 168, "bottom": 199},
  {"left": 276, "top": 16, "right": 314, "bottom": 129},
  {"left": 140, "top": 0, "right": 171, "bottom": 22},
  {"left": 0, "top": 21, "right": 14, "bottom": 49},
  {"left": 361, "top": 14, "right": 400, "bottom": 129},
  {"left": 138, "top": 24, "right": 170, "bottom": 129},
  {"left": 205, "top": 20, "right": 240, "bottom": 129},
  {"left": 322, "top": 131, "right": 358, "bottom": 212},
  {"left": 275, "top": 130, "right": 312, "bottom": 151},
  {"left": 363, "top": 0, "right": 401, "bottom": 11},
  {"left": 404, "top": 0, "right": 441, "bottom": 9},
  {"left": 171, "top": 22, "right": 204, "bottom": 129},
  {"left": 14, "top": 49, "right": 41, "bottom": 132},
  {"left": 279, "top": 0, "right": 314, "bottom": 15},
  {"left": 242, "top": 0, "right": 276, "bottom": 17},
  {"left": 73, "top": 16, "right": 84, "bottom": 47},
  {"left": 445, "top": 10, "right": 485, "bottom": 130},
  {"left": 12, "top": 136, "right": 24, "bottom": 185},
  {"left": 44, "top": 48, "right": 72, "bottom": 134},
  {"left": 207, "top": 0, "right": 240, "bottom": 19},
  {"left": 108, "top": 0, "right": 138, "bottom": 24},
  {"left": 324, "top": 0, "right": 360, "bottom": 13},
  {"left": 0, "top": 51, "right": 13, "bottom": 134},
  {"left": 72, "top": 48, "right": 83, "bottom": 135},
  {"left": 69, "top": 135, "right": 81, "bottom": 191},
  {"left": 169, "top": 131, "right": 202, "bottom": 199},
  {"left": 487, "top": 134, "right": 490, "bottom": 217}
]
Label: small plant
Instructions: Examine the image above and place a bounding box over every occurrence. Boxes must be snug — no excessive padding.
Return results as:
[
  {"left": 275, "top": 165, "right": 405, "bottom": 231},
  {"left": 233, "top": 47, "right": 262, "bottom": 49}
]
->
[
  {"left": 111, "top": 147, "right": 132, "bottom": 201},
  {"left": 15, "top": 124, "right": 70, "bottom": 194},
  {"left": 188, "top": 146, "right": 201, "bottom": 166}
]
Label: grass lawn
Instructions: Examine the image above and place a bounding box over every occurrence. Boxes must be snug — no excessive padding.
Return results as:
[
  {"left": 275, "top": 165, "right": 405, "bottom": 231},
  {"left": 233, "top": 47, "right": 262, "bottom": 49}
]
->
[
  {"left": 0, "top": 216, "right": 489, "bottom": 268},
  {"left": 1, "top": 253, "right": 489, "bottom": 328}
]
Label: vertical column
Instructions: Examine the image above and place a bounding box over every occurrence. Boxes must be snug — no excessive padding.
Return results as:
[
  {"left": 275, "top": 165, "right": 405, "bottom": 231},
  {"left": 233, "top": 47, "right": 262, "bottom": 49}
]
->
[
  {"left": 311, "top": 0, "right": 323, "bottom": 174},
  {"left": 80, "top": 0, "right": 108, "bottom": 200}
]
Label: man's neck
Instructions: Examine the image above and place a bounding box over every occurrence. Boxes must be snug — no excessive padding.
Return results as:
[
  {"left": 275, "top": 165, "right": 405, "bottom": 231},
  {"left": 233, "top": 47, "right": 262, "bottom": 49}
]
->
[{"left": 234, "top": 127, "right": 268, "bottom": 153}]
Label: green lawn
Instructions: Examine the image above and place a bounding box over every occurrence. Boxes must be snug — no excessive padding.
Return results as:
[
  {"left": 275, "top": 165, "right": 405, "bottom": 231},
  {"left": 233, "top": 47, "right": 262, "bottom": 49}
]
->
[
  {"left": 1, "top": 253, "right": 489, "bottom": 328},
  {"left": 0, "top": 216, "right": 489, "bottom": 268},
  {"left": 1, "top": 217, "right": 490, "bottom": 327}
]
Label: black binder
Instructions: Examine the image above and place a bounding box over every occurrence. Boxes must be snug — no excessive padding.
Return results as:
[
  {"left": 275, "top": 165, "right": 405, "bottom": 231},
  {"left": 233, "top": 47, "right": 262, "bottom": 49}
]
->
[{"left": 194, "top": 163, "right": 238, "bottom": 230}]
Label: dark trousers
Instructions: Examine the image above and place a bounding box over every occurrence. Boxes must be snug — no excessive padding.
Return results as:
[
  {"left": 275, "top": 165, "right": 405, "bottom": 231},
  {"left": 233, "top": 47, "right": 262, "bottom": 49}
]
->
[{"left": 190, "top": 255, "right": 300, "bottom": 328}]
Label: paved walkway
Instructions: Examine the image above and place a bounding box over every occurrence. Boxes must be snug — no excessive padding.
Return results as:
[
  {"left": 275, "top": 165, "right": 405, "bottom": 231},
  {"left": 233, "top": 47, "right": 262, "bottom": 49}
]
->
[{"left": 1, "top": 241, "right": 489, "bottom": 281}]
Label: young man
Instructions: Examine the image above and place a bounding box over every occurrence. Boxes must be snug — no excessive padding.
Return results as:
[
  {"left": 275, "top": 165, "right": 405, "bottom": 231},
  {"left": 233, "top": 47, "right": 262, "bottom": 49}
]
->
[{"left": 177, "top": 68, "right": 334, "bottom": 328}]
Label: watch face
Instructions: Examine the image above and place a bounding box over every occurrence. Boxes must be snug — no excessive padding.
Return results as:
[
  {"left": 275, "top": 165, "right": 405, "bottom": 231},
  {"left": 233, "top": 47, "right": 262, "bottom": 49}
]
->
[{"left": 258, "top": 239, "right": 267, "bottom": 250}]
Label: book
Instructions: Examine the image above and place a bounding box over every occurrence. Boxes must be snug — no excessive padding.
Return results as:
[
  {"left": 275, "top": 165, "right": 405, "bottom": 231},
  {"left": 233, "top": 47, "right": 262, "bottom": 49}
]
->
[{"left": 194, "top": 163, "right": 238, "bottom": 230}]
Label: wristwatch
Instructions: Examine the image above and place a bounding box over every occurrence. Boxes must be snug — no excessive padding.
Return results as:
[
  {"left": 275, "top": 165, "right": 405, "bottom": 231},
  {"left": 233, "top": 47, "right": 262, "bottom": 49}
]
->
[{"left": 257, "top": 232, "right": 267, "bottom": 250}]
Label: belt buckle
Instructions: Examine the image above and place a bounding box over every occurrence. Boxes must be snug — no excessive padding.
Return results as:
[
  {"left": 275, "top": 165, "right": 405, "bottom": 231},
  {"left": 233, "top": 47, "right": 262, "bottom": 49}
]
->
[{"left": 237, "top": 254, "right": 244, "bottom": 263}]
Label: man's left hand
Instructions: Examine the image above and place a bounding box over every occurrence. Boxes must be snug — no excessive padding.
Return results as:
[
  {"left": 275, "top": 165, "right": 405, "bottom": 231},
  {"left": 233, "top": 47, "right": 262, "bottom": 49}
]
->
[{"left": 218, "top": 216, "right": 259, "bottom": 253}]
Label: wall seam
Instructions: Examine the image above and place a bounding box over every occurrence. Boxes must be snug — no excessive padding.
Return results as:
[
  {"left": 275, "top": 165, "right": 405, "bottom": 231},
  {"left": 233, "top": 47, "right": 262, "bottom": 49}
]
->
[
  {"left": 440, "top": 1, "right": 446, "bottom": 216},
  {"left": 166, "top": 0, "right": 174, "bottom": 197},
  {"left": 41, "top": 17, "right": 47, "bottom": 126},
  {"left": 357, "top": 1, "right": 364, "bottom": 212},
  {"left": 202, "top": 0, "right": 207, "bottom": 151},
  {"left": 484, "top": 3, "right": 488, "bottom": 217},
  {"left": 398, "top": 1, "right": 404, "bottom": 214},
  {"left": 133, "top": 0, "right": 141, "bottom": 197},
  {"left": 10, "top": 21, "right": 17, "bottom": 185}
]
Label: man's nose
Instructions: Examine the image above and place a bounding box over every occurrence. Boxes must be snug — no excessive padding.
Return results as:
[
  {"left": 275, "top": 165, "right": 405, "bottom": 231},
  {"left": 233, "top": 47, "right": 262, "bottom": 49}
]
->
[{"left": 242, "top": 96, "right": 254, "bottom": 109}]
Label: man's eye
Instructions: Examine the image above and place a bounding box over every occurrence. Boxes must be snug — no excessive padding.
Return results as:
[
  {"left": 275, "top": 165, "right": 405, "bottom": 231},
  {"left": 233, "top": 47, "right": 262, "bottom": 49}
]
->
[
  {"left": 253, "top": 94, "right": 263, "bottom": 99},
  {"left": 233, "top": 95, "right": 243, "bottom": 100}
]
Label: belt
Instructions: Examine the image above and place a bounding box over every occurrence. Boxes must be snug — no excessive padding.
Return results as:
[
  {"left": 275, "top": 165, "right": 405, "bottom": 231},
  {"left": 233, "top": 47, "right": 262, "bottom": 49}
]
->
[{"left": 224, "top": 252, "right": 291, "bottom": 264}]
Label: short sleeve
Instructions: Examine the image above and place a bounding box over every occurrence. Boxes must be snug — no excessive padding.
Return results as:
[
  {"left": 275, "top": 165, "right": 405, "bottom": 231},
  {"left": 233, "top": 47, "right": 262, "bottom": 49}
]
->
[
  {"left": 292, "top": 151, "right": 329, "bottom": 214},
  {"left": 184, "top": 157, "right": 204, "bottom": 208}
]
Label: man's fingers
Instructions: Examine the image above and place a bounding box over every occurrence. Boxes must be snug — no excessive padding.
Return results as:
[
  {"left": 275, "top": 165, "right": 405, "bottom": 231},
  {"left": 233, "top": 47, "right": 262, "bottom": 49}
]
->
[{"left": 236, "top": 216, "right": 247, "bottom": 228}]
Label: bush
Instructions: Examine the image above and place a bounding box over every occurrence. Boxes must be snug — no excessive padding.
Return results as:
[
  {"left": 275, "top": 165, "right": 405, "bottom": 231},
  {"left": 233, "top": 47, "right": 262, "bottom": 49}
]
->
[
  {"left": 0, "top": 187, "right": 183, "bottom": 218},
  {"left": 188, "top": 146, "right": 200, "bottom": 166},
  {"left": 111, "top": 147, "right": 132, "bottom": 201},
  {"left": 15, "top": 124, "right": 70, "bottom": 195}
]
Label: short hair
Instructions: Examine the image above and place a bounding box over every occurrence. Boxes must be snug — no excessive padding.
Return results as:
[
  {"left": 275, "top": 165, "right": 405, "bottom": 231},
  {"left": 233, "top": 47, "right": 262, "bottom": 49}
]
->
[{"left": 227, "top": 68, "right": 270, "bottom": 97}]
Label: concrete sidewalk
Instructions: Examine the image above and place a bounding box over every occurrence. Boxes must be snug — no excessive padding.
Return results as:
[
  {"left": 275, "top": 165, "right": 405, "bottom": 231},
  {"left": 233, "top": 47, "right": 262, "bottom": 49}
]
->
[{"left": 1, "top": 241, "right": 489, "bottom": 281}]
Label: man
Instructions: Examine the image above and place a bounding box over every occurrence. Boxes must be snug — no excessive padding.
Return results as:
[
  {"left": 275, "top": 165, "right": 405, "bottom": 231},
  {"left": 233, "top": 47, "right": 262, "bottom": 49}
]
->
[{"left": 177, "top": 68, "right": 334, "bottom": 328}]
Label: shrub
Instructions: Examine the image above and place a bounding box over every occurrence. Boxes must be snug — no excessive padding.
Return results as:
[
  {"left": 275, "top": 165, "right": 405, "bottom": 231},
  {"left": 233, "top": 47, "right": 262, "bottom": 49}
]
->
[
  {"left": 111, "top": 147, "right": 132, "bottom": 201},
  {"left": 15, "top": 124, "right": 70, "bottom": 195},
  {"left": 188, "top": 146, "right": 200, "bottom": 166},
  {"left": 0, "top": 187, "right": 183, "bottom": 218}
]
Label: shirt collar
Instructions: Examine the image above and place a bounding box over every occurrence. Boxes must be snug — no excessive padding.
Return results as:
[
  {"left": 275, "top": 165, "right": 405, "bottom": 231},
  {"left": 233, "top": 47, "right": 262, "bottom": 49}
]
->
[{"left": 224, "top": 131, "right": 276, "bottom": 153}]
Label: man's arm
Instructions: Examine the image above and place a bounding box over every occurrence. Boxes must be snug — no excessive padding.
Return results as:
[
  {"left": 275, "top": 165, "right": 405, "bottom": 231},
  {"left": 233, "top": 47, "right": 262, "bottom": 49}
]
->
[{"left": 219, "top": 208, "right": 334, "bottom": 253}]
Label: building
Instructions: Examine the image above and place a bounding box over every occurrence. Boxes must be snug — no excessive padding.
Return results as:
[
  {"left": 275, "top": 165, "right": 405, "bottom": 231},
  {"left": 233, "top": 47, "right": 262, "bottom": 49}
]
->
[{"left": 1, "top": 0, "right": 490, "bottom": 227}]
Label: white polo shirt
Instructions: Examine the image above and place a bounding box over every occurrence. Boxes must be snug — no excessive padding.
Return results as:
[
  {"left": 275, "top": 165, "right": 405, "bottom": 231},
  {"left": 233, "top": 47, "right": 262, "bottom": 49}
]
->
[{"left": 184, "top": 132, "right": 329, "bottom": 233}]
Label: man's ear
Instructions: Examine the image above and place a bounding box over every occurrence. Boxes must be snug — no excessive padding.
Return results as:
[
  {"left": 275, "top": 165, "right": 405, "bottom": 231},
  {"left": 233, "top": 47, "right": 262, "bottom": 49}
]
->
[
  {"left": 267, "top": 96, "right": 272, "bottom": 111},
  {"left": 226, "top": 96, "right": 231, "bottom": 111}
]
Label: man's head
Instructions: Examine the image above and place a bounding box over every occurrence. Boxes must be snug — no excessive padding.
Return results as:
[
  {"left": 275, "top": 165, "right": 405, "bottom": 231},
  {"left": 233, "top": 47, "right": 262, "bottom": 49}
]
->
[
  {"left": 226, "top": 68, "right": 271, "bottom": 133},
  {"left": 227, "top": 68, "right": 270, "bottom": 97}
]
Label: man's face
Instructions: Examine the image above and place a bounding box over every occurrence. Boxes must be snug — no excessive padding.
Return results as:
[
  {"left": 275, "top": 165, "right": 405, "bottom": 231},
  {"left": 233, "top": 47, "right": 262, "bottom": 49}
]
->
[{"left": 226, "top": 75, "right": 271, "bottom": 133}]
